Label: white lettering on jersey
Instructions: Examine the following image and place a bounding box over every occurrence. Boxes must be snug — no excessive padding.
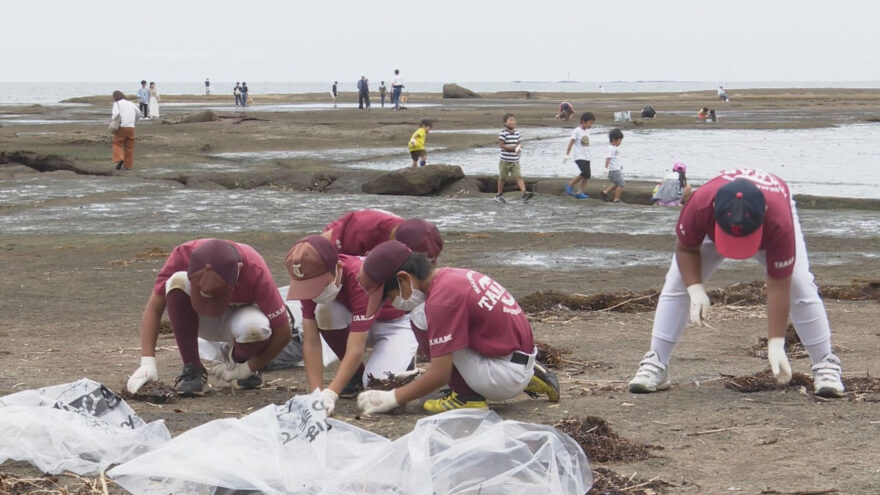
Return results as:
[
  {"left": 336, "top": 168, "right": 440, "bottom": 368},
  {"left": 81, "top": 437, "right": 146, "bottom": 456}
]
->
[
  {"left": 267, "top": 306, "right": 287, "bottom": 320},
  {"left": 773, "top": 257, "right": 795, "bottom": 270},
  {"left": 430, "top": 334, "right": 453, "bottom": 346},
  {"left": 352, "top": 314, "right": 374, "bottom": 322},
  {"left": 465, "top": 271, "right": 518, "bottom": 312},
  {"left": 719, "top": 168, "right": 788, "bottom": 199}
]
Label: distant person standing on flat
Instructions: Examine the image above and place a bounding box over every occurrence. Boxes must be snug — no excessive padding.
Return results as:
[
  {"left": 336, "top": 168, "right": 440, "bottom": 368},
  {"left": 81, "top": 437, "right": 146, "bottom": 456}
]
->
[
  {"left": 718, "top": 86, "right": 728, "bottom": 102},
  {"left": 137, "top": 80, "right": 150, "bottom": 118},
  {"left": 205, "top": 78, "right": 211, "bottom": 95},
  {"left": 364, "top": 78, "right": 371, "bottom": 109},
  {"left": 148, "top": 82, "right": 160, "bottom": 120},
  {"left": 331, "top": 81, "right": 338, "bottom": 108},
  {"left": 357, "top": 76, "right": 368, "bottom": 110},
  {"left": 111, "top": 90, "right": 140, "bottom": 171},
  {"left": 234, "top": 82, "right": 242, "bottom": 106},
  {"left": 379, "top": 81, "right": 387, "bottom": 108},
  {"left": 391, "top": 69, "right": 404, "bottom": 111},
  {"left": 240, "top": 82, "right": 249, "bottom": 107}
]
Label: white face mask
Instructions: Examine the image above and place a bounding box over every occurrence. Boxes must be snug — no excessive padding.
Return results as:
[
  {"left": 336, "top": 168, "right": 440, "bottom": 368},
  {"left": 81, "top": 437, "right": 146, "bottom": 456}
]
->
[
  {"left": 392, "top": 277, "right": 426, "bottom": 312},
  {"left": 312, "top": 272, "right": 342, "bottom": 304}
]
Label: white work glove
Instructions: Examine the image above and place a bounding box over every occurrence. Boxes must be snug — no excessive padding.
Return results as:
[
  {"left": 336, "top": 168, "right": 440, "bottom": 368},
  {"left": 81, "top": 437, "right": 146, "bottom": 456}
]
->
[
  {"left": 320, "top": 388, "right": 338, "bottom": 417},
  {"left": 686, "top": 283, "right": 711, "bottom": 326},
  {"left": 126, "top": 356, "right": 158, "bottom": 394},
  {"left": 357, "top": 389, "right": 400, "bottom": 415},
  {"left": 767, "top": 337, "right": 792, "bottom": 384},
  {"left": 211, "top": 360, "right": 254, "bottom": 383}
]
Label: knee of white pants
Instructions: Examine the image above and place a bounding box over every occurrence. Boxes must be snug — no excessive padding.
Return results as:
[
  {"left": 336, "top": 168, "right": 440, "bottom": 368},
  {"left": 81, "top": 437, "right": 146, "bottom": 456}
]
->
[
  {"left": 363, "top": 317, "right": 417, "bottom": 386},
  {"left": 452, "top": 348, "right": 531, "bottom": 401},
  {"left": 165, "top": 271, "right": 191, "bottom": 295},
  {"left": 226, "top": 305, "right": 271, "bottom": 343},
  {"left": 314, "top": 301, "right": 352, "bottom": 330}
]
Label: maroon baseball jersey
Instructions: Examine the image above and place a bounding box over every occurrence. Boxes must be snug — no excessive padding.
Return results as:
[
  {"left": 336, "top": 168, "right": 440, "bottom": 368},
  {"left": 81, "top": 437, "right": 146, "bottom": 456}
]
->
[
  {"left": 323, "top": 209, "right": 404, "bottom": 256},
  {"left": 424, "top": 268, "right": 534, "bottom": 358},
  {"left": 676, "top": 168, "right": 796, "bottom": 278},
  {"left": 154, "top": 240, "right": 290, "bottom": 329},
  {"left": 301, "top": 255, "right": 405, "bottom": 332}
]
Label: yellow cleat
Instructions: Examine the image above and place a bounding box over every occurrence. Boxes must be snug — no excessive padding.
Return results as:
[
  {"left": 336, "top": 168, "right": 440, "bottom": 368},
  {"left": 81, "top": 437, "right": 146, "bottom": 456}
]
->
[
  {"left": 524, "top": 362, "right": 561, "bottom": 402},
  {"left": 423, "top": 390, "right": 488, "bottom": 413}
]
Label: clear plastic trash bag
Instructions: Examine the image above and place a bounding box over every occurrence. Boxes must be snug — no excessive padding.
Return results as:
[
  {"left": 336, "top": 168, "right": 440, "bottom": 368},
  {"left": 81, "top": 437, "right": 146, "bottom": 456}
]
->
[
  {"left": 0, "top": 378, "right": 171, "bottom": 475},
  {"left": 110, "top": 396, "right": 591, "bottom": 494}
]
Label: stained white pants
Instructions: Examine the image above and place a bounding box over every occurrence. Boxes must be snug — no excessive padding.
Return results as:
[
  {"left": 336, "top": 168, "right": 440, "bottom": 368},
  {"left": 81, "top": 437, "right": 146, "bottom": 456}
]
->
[
  {"left": 452, "top": 347, "right": 536, "bottom": 401},
  {"left": 650, "top": 202, "right": 833, "bottom": 365}
]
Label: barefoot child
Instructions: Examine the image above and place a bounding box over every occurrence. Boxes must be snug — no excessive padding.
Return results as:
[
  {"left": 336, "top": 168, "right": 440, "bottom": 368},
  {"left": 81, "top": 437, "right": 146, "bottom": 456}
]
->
[{"left": 601, "top": 128, "right": 625, "bottom": 203}]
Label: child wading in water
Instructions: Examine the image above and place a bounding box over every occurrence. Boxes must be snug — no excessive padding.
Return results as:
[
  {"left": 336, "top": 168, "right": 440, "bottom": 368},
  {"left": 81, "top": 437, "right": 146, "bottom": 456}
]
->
[
  {"left": 408, "top": 119, "right": 432, "bottom": 167},
  {"left": 496, "top": 113, "right": 533, "bottom": 203},
  {"left": 564, "top": 112, "right": 595, "bottom": 199},
  {"left": 601, "top": 128, "right": 625, "bottom": 203}
]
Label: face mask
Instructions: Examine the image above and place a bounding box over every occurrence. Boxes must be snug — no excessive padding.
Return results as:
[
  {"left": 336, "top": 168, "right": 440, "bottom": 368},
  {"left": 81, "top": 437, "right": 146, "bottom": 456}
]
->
[
  {"left": 312, "top": 272, "right": 342, "bottom": 304},
  {"left": 392, "top": 277, "right": 426, "bottom": 312}
]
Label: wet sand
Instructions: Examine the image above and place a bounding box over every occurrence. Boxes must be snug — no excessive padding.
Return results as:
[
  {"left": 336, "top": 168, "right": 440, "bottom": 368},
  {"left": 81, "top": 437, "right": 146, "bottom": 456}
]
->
[{"left": 1, "top": 89, "right": 880, "bottom": 493}]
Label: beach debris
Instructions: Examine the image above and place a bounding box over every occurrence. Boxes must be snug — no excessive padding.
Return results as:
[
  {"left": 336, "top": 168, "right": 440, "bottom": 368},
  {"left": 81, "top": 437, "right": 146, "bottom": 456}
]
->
[
  {"left": 365, "top": 371, "right": 421, "bottom": 391},
  {"left": 0, "top": 472, "right": 125, "bottom": 495},
  {"left": 554, "top": 416, "right": 660, "bottom": 463},
  {"left": 750, "top": 323, "right": 807, "bottom": 359},
  {"left": 842, "top": 375, "right": 880, "bottom": 403},
  {"left": 119, "top": 381, "right": 177, "bottom": 404},
  {"left": 819, "top": 279, "right": 880, "bottom": 301},
  {"left": 535, "top": 340, "right": 572, "bottom": 368},
  {"left": 723, "top": 369, "right": 813, "bottom": 393},
  {"left": 590, "top": 467, "right": 672, "bottom": 494}
]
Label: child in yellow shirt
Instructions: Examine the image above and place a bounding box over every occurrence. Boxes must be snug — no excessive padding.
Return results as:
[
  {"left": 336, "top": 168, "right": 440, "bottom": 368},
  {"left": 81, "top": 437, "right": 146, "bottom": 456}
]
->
[{"left": 408, "top": 119, "right": 433, "bottom": 167}]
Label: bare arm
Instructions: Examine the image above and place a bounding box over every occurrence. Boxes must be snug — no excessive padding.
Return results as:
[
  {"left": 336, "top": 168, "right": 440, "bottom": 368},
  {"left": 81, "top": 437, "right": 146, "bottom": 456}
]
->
[
  {"left": 765, "top": 275, "right": 792, "bottom": 339},
  {"left": 140, "top": 292, "right": 165, "bottom": 357},
  {"left": 675, "top": 240, "right": 703, "bottom": 286},
  {"left": 394, "top": 354, "right": 453, "bottom": 404},
  {"left": 604, "top": 157, "right": 611, "bottom": 168},
  {"left": 499, "top": 138, "right": 518, "bottom": 152},
  {"left": 247, "top": 322, "right": 291, "bottom": 372},
  {"left": 565, "top": 139, "right": 575, "bottom": 155},
  {"left": 302, "top": 318, "right": 325, "bottom": 391},
  {"left": 327, "top": 331, "right": 367, "bottom": 394}
]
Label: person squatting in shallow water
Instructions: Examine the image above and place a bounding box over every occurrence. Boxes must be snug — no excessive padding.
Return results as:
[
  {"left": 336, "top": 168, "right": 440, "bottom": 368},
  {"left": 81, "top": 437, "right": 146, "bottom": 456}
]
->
[
  {"left": 651, "top": 162, "right": 693, "bottom": 206},
  {"left": 126, "top": 239, "right": 292, "bottom": 396},
  {"left": 355, "top": 241, "right": 561, "bottom": 414},
  {"left": 628, "top": 168, "right": 845, "bottom": 398}
]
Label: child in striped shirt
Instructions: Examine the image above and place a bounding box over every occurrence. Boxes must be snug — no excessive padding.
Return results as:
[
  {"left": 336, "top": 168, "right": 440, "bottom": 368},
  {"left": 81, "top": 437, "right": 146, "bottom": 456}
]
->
[{"left": 496, "top": 113, "right": 534, "bottom": 203}]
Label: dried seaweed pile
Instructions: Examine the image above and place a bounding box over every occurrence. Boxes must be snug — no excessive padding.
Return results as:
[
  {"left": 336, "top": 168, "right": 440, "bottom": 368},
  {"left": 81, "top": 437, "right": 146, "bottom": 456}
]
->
[
  {"left": 0, "top": 473, "right": 123, "bottom": 495},
  {"left": 365, "top": 371, "right": 420, "bottom": 391},
  {"left": 590, "top": 467, "right": 670, "bottom": 495},
  {"left": 706, "top": 280, "right": 766, "bottom": 306},
  {"left": 723, "top": 369, "right": 813, "bottom": 393},
  {"left": 820, "top": 279, "right": 880, "bottom": 301},
  {"left": 843, "top": 375, "right": 880, "bottom": 403},
  {"left": 109, "top": 246, "right": 170, "bottom": 266},
  {"left": 535, "top": 340, "right": 572, "bottom": 368},
  {"left": 120, "top": 380, "right": 177, "bottom": 404},
  {"left": 750, "top": 323, "right": 806, "bottom": 359},
  {"left": 520, "top": 289, "right": 659, "bottom": 313},
  {"left": 554, "top": 416, "right": 658, "bottom": 463}
]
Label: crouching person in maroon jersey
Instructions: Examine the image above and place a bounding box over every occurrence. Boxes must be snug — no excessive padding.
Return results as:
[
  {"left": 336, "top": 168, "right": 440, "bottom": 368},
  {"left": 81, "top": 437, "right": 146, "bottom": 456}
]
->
[{"left": 355, "top": 241, "right": 560, "bottom": 415}]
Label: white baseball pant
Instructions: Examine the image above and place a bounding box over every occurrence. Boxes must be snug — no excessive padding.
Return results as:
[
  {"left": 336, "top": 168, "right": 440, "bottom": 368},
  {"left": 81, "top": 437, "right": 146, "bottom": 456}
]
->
[
  {"left": 315, "top": 301, "right": 418, "bottom": 387},
  {"left": 165, "top": 271, "right": 271, "bottom": 344},
  {"left": 452, "top": 347, "right": 536, "bottom": 401},
  {"left": 650, "top": 202, "right": 833, "bottom": 365}
]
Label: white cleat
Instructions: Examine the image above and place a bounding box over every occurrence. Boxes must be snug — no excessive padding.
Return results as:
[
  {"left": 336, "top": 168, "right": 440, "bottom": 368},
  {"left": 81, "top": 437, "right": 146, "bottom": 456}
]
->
[
  {"left": 812, "top": 353, "right": 845, "bottom": 398},
  {"left": 628, "top": 351, "right": 670, "bottom": 393}
]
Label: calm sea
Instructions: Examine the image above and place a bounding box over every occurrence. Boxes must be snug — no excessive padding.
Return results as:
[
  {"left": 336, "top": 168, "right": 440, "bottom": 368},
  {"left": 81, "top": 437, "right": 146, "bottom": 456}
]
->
[{"left": 1, "top": 81, "right": 879, "bottom": 105}]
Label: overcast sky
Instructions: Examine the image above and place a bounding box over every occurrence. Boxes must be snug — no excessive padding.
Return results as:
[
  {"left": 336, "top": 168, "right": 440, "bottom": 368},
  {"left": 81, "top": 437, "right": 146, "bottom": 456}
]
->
[{"left": 5, "top": 0, "right": 879, "bottom": 83}]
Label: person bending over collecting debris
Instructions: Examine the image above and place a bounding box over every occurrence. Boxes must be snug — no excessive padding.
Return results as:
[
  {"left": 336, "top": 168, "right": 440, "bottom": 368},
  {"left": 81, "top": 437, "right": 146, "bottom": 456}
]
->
[
  {"left": 285, "top": 236, "right": 418, "bottom": 416},
  {"left": 355, "top": 241, "right": 560, "bottom": 414},
  {"left": 628, "top": 168, "right": 845, "bottom": 398},
  {"left": 320, "top": 209, "right": 443, "bottom": 263},
  {"left": 127, "top": 239, "right": 291, "bottom": 396}
]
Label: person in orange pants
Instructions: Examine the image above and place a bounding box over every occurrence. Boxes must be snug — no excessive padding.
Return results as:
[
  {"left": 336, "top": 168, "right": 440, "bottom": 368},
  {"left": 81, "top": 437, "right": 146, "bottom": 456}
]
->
[{"left": 111, "top": 90, "right": 140, "bottom": 170}]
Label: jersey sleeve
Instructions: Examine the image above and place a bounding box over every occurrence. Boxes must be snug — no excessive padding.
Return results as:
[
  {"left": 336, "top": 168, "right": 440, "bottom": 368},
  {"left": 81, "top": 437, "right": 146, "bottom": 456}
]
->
[
  {"left": 153, "top": 245, "right": 189, "bottom": 296},
  {"left": 425, "top": 301, "right": 469, "bottom": 357}
]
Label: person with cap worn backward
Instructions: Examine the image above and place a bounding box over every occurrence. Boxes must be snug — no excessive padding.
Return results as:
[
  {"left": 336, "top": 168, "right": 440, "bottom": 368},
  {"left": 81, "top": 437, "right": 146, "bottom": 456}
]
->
[
  {"left": 320, "top": 209, "right": 443, "bottom": 263},
  {"left": 355, "top": 241, "right": 561, "bottom": 415},
  {"left": 285, "top": 235, "right": 418, "bottom": 417},
  {"left": 628, "top": 168, "right": 845, "bottom": 398},
  {"left": 126, "top": 239, "right": 291, "bottom": 396}
]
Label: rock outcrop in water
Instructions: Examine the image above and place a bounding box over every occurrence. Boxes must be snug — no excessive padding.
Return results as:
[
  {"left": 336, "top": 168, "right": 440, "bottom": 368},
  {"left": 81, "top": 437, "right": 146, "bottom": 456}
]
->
[
  {"left": 442, "top": 84, "right": 479, "bottom": 99},
  {"left": 362, "top": 164, "right": 465, "bottom": 195}
]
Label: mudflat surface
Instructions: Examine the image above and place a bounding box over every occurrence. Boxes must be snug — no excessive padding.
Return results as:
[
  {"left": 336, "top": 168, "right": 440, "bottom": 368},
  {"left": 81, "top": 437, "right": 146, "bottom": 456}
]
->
[{"left": 1, "top": 89, "right": 879, "bottom": 493}]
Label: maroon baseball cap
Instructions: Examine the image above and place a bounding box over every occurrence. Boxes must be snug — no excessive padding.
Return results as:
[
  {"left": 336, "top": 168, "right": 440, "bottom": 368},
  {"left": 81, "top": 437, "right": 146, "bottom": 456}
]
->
[
  {"left": 285, "top": 235, "right": 339, "bottom": 300},
  {"left": 395, "top": 219, "right": 443, "bottom": 262},
  {"left": 714, "top": 179, "right": 766, "bottom": 259},
  {"left": 187, "top": 239, "right": 241, "bottom": 317},
  {"left": 357, "top": 240, "right": 412, "bottom": 317}
]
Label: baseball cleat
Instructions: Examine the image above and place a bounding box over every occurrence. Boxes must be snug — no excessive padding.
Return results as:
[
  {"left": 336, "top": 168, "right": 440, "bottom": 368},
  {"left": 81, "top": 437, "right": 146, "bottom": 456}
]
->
[
  {"left": 811, "top": 353, "right": 845, "bottom": 398},
  {"left": 174, "top": 363, "right": 208, "bottom": 396},
  {"left": 524, "top": 362, "right": 560, "bottom": 402},
  {"left": 423, "top": 390, "right": 488, "bottom": 413},
  {"left": 628, "top": 351, "right": 670, "bottom": 393}
]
